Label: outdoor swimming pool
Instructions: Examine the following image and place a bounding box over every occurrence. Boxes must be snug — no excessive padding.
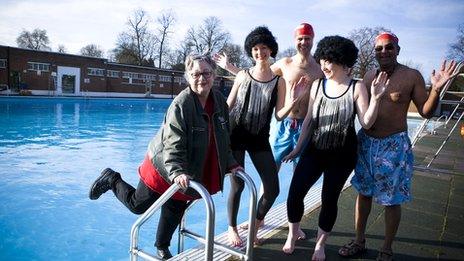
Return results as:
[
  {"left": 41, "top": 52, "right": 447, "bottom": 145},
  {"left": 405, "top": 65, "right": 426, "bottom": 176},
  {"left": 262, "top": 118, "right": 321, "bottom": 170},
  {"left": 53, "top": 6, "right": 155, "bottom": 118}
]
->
[
  {"left": 0, "top": 97, "right": 427, "bottom": 260},
  {"left": 0, "top": 97, "right": 297, "bottom": 260}
]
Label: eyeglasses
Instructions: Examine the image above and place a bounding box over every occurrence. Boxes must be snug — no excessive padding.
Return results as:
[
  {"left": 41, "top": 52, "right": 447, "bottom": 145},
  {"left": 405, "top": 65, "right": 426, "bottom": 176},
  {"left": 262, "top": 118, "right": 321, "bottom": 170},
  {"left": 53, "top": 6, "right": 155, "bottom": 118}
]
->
[
  {"left": 374, "top": 44, "right": 395, "bottom": 52},
  {"left": 190, "top": 71, "right": 212, "bottom": 79}
]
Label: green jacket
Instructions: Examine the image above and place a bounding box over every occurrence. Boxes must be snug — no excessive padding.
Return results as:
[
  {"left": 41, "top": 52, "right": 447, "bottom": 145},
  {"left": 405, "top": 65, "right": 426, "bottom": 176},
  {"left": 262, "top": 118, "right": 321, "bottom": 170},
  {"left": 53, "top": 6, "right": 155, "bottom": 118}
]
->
[{"left": 147, "top": 87, "right": 237, "bottom": 196}]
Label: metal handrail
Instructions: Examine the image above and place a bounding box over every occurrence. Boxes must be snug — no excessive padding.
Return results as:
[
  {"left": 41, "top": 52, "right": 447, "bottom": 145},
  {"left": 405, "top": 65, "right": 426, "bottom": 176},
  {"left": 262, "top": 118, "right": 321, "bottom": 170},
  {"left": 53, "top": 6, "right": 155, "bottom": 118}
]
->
[
  {"left": 427, "top": 111, "right": 464, "bottom": 167},
  {"left": 177, "top": 170, "right": 257, "bottom": 261},
  {"left": 411, "top": 118, "right": 429, "bottom": 148},
  {"left": 431, "top": 115, "right": 448, "bottom": 134},
  {"left": 445, "top": 97, "right": 464, "bottom": 126},
  {"left": 412, "top": 61, "right": 464, "bottom": 168},
  {"left": 411, "top": 61, "right": 463, "bottom": 147},
  {"left": 130, "top": 181, "right": 215, "bottom": 261}
]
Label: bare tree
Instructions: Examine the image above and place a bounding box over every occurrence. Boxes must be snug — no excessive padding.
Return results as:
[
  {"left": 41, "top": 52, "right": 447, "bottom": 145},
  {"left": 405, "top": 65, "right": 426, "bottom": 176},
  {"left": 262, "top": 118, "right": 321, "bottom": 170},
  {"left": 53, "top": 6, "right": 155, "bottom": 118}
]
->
[
  {"left": 185, "top": 16, "right": 231, "bottom": 54},
  {"left": 447, "top": 23, "right": 464, "bottom": 61},
  {"left": 80, "top": 44, "right": 104, "bottom": 58},
  {"left": 401, "top": 59, "right": 423, "bottom": 73},
  {"left": 16, "top": 28, "right": 51, "bottom": 51},
  {"left": 113, "top": 9, "right": 158, "bottom": 66},
  {"left": 165, "top": 40, "right": 194, "bottom": 71},
  {"left": 276, "top": 47, "right": 297, "bottom": 60},
  {"left": 57, "top": 45, "right": 67, "bottom": 53},
  {"left": 348, "top": 26, "right": 389, "bottom": 78},
  {"left": 217, "top": 43, "right": 251, "bottom": 75},
  {"left": 156, "top": 9, "right": 176, "bottom": 68}
]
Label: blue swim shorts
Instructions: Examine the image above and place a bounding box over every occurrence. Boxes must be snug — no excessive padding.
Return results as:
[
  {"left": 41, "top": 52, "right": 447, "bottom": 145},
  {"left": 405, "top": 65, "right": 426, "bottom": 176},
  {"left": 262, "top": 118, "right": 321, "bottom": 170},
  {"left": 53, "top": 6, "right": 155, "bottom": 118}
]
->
[
  {"left": 269, "top": 117, "right": 304, "bottom": 167},
  {"left": 351, "top": 129, "right": 414, "bottom": 206}
]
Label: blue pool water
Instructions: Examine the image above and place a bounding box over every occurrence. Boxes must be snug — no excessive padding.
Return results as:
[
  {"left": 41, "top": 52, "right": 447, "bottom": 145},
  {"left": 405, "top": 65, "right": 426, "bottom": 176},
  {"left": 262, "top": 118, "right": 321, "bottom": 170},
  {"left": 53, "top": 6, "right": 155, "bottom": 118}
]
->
[
  {"left": 0, "top": 97, "right": 427, "bottom": 260},
  {"left": 0, "top": 97, "right": 296, "bottom": 261}
]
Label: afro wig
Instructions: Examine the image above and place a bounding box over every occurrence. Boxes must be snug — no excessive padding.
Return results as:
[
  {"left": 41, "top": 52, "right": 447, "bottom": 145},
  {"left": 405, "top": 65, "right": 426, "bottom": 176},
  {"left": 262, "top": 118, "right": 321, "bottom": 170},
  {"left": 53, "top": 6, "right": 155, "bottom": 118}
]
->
[
  {"left": 314, "top": 35, "right": 358, "bottom": 68},
  {"left": 244, "top": 26, "right": 278, "bottom": 58}
]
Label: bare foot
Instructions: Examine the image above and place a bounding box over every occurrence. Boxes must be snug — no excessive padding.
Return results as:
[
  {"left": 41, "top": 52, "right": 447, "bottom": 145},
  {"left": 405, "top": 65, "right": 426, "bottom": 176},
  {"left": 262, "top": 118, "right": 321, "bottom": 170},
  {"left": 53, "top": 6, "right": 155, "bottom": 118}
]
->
[
  {"left": 282, "top": 227, "right": 306, "bottom": 254},
  {"left": 282, "top": 222, "right": 306, "bottom": 254},
  {"left": 228, "top": 227, "right": 243, "bottom": 247},
  {"left": 311, "top": 245, "right": 326, "bottom": 261},
  {"left": 282, "top": 234, "right": 297, "bottom": 254},
  {"left": 297, "top": 227, "right": 306, "bottom": 240},
  {"left": 239, "top": 223, "right": 249, "bottom": 230},
  {"left": 252, "top": 219, "right": 264, "bottom": 246},
  {"left": 254, "top": 237, "right": 264, "bottom": 246},
  {"left": 239, "top": 219, "right": 264, "bottom": 230}
]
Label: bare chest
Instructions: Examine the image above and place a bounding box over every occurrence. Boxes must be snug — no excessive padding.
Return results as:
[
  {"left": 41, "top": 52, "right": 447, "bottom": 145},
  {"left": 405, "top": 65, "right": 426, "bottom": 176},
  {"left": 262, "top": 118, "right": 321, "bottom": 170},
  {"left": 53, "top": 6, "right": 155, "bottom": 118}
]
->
[{"left": 379, "top": 76, "right": 414, "bottom": 105}]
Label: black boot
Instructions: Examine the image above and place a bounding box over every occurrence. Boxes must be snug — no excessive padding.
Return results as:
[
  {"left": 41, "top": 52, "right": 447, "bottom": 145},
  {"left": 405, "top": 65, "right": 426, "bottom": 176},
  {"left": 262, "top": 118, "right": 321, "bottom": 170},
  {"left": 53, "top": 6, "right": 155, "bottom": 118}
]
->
[
  {"left": 89, "top": 168, "right": 121, "bottom": 200},
  {"left": 156, "top": 247, "right": 173, "bottom": 260}
]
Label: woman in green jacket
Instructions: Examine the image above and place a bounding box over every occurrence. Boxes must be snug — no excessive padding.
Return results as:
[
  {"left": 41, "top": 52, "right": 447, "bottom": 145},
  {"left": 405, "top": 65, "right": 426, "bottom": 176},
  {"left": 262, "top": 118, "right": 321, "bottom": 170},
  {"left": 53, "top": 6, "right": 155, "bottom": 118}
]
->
[{"left": 89, "top": 53, "right": 242, "bottom": 260}]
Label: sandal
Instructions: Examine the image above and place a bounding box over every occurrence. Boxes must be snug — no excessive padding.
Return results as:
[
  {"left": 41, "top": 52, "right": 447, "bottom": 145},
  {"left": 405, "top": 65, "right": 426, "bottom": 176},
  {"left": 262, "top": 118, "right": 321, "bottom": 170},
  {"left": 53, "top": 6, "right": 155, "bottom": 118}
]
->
[
  {"left": 376, "top": 249, "right": 393, "bottom": 261},
  {"left": 338, "top": 239, "right": 366, "bottom": 257}
]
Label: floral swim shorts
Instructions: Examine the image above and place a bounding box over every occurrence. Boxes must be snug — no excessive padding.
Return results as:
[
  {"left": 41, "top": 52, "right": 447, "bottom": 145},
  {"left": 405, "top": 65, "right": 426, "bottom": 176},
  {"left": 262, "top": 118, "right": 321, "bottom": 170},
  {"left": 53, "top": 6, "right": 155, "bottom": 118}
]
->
[{"left": 351, "top": 129, "right": 414, "bottom": 206}]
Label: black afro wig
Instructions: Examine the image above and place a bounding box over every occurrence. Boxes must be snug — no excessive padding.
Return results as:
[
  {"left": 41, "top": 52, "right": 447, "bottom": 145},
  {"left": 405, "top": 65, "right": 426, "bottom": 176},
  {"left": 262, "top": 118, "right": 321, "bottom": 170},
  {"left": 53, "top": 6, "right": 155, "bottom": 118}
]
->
[
  {"left": 244, "top": 26, "right": 278, "bottom": 58},
  {"left": 314, "top": 35, "right": 358, "bottom": 68}
]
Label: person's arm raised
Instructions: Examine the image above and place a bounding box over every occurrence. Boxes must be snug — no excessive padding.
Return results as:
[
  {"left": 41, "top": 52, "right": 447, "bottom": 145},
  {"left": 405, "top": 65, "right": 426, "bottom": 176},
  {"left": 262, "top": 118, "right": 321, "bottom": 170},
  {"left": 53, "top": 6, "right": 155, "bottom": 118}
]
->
[
  {"left": 282, "top": 79, "right": 318, "bottom": 162},
  {"left": 355, "top": 72, "right": 389, "bottom": 129},
  {"left": 275, "top": 76, "right": 309, "bottom": 120},
  {"left": 227, "top": 71, "right": 246, "bottom": 109},
  {"left": 417, "top": 60, "right": 458, "bottom": 118},
  {"left": 213, "top": 52, "right": 241, "bottom": 75}
]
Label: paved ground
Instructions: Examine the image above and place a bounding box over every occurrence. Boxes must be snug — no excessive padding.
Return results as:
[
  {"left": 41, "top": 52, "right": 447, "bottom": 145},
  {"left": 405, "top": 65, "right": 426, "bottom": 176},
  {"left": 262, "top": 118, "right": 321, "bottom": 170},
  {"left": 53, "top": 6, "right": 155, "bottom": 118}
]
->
[{"left": 252, "top": 120, "right": 464, "bottom": 261}]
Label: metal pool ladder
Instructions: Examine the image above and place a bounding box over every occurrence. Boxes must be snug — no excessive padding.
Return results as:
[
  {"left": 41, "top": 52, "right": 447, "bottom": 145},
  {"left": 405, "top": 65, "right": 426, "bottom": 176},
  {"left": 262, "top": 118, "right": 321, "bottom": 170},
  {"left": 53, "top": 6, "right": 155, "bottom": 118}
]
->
[
  {"left": 129, "top": 170, "right": 257, "bottom": 261},
  {"left": 412, "top": 61, "right": 464, "bottom": 171}
]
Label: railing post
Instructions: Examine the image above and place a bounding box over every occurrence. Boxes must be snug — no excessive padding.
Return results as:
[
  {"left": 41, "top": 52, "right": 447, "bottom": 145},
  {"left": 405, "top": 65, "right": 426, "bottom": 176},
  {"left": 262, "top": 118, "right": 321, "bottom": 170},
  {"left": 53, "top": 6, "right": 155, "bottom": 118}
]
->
[
  {"left": 427, "top": 111, "right": 464, "bottom": 168},
  {"left": 129, "top": 181, "right": 215, "bottom": 261},
  {"left": 130, "top": 183, "right": 180, "bottom": 261},
  {"left": 189, "top": 182, "right": 215, "bottom": 261},
  {"left": 445, "top": 97, "right": 464, "bottom": 126},
  {"left": 234, "top": 170, "right": 257, "bottom": 261},
  {"left": 411, "top": 119, "right": 429, "bottom": 148},
  {"left": 175, "top": 171, "right": 257, "bottom": 260}
]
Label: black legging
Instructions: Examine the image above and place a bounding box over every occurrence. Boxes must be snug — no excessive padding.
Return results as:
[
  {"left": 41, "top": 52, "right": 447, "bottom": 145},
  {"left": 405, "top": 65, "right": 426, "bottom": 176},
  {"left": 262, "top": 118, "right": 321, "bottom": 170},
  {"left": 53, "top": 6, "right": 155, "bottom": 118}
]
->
[
  {"left": 287, "top": 141, "right": 357, "bottom": 232},
  {"left": 112, "top": 177, "right": 188, "bottom": 248},
  {"left": 228, "top": 149, "right": 279, "bottom": 226}
]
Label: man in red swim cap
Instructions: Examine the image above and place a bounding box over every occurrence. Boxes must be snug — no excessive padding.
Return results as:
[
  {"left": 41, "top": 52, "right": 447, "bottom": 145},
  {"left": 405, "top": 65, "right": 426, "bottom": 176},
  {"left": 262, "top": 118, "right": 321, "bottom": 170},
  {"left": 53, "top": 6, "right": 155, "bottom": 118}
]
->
[
  {"left": 294, "top": 22, "right": 314, "bottom": 38},
  {"left": 339, "top": 31, "right": 458, "bottom": 261}
]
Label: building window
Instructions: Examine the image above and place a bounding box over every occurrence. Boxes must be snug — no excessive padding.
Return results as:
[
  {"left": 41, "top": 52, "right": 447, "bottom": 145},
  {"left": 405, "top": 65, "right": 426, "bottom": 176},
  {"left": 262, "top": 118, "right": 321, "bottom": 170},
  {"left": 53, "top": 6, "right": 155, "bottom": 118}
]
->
[
  {"left": 159, "top": 75, "right": 172, "bottom": 82},
  {"left": 87, "top": 68, "right": 105, "bottom": 76},
  {"left": 27, "top": 62, "right": 50, "bottom": 72},
  {"left": 108, "top": 70, "right": 119, "bottom": 78},
  {"left": 143, "top": 73, "right": 157, "bottom": 81},
  {"left": 0, "top": 59, "right": 6, "bottom": 68},
  {"left": 122, "top": 71, "right": 138, "bottom": 79},
  {"left": 175, "top": 76, "right": 185, "bottom": 84},
  {"left": 107, "top": 70, "right": 119, "bottom": 78}
]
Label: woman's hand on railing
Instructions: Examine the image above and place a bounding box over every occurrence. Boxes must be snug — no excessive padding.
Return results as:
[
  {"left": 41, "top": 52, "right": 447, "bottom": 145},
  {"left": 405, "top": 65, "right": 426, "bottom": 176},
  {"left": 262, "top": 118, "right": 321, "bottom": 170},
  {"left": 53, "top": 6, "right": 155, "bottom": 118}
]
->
[{"left": 174, "top": 174, "right": 191, "bottom": 189}]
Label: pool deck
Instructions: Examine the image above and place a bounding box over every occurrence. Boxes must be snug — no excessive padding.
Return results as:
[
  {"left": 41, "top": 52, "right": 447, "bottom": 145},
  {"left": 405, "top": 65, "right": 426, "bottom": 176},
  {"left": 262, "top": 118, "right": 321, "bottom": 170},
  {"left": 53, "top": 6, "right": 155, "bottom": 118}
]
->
[{"left": 252, "top": 119, "right": 464, "bottom": 261}]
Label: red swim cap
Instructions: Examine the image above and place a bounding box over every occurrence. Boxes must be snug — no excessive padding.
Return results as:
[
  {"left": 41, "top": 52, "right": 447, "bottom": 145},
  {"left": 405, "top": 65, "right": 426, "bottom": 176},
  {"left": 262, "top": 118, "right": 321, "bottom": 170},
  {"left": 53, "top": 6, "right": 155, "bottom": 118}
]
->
[
  {"left": 375, "top": 32, "right": 399, "bottom": 44},
  {"left": 294, "top": 23, "right": 314, "bottom": 38}
]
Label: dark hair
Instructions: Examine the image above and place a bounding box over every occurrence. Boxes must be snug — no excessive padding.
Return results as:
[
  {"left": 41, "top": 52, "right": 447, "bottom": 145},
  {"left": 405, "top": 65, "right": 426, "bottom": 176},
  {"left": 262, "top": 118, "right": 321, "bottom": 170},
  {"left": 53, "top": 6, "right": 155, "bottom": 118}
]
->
[
  {"left": 314, "top": 35, "right": 358, "bottom": 68},
  {"left": 244, "top": 26, "right": 278, "bottom": 58}
]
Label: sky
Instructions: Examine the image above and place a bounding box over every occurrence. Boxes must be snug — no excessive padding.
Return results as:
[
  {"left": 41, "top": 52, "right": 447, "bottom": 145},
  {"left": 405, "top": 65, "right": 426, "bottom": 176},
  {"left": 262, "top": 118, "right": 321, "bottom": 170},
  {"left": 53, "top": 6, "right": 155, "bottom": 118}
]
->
[{"left": 0, "top": 0, "right": 463, "bottom": 79}]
